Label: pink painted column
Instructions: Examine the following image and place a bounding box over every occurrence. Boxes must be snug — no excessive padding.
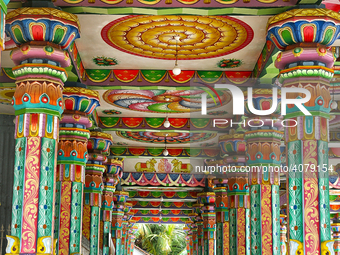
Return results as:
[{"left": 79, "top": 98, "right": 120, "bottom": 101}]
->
[{"left": 5, "top": 7, "right": 79, "bottom": 254}]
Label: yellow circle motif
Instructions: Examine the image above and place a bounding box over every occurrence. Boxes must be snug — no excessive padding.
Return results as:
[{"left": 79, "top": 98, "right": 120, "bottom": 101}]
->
[{"left": 101, "top": 15, "right": 253, "bottom": 60}]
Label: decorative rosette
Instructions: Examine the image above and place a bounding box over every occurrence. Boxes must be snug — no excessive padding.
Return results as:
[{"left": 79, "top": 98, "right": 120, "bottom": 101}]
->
[{"left": 103, "top": 89, "right": 230, "bottom": 113}]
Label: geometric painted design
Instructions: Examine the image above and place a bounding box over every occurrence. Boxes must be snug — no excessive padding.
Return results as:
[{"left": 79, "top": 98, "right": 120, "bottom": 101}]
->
[
  {"left": 103, "top": 89, "right": 231, "bottom": 113},
  {"left": 116, "top": 131, "right": 216, "bottom": 144},
  {"left": 101, "top": 15, "right": 253, "bottom": 60}
]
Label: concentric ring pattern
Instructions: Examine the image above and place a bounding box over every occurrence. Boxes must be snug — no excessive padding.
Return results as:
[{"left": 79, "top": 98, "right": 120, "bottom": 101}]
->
[
  {"left": 101, "top": 15, "right": 254, "bottom": 60},
  {"left": 103, "top": 89, "right": 231, "bottom": 113},
  {"left": 116, "top": 131, "right": 217, "bottom": 143}
]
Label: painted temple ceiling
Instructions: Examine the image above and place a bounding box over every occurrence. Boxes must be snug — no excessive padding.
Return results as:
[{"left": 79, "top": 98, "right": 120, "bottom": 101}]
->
[{"left": 0, "top": 14, "right": 269, "bottom": 71}]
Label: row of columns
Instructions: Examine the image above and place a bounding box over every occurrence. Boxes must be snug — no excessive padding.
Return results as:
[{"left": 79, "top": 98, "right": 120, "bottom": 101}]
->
[
  {"left": 4, "top": 4, "right": 340, "bottom": 255},
  {"left": 3, "top": 6, "right": 138, "bottom": 255}
]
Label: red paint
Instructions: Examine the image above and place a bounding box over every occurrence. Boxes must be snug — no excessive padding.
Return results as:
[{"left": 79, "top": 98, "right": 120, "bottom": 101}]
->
[{"left": 31, "top": 25, "right": 44, "bottom": 41}]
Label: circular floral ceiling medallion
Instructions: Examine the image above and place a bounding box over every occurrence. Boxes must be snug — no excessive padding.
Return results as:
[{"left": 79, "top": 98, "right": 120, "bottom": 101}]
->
[
  {"left": 103, "top": 89, "right": 231, "bottom": 113},
  {"left": 116, "top": 131, "right": 216, "bottom": 143},
  {"left": 101, "top": 15, "right": 254, "bottom": 60}
]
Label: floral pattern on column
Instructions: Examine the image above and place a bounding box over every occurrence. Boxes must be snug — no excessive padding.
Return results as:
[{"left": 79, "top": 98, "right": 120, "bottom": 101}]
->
[
  {"left": 55, "top": 85, "right": 100, "bottom": 255},
  {"left": 5, "top": 7, "right": 80, "bottom": 254},
  {"left": 83, "top": 131, "right": 113, "bottom": 254},
  {"left": 267, "top": 8, "right": 340, "bottom": 254},
  {"left": 198, "top": 192, "right": 216, "bottom": 255}
]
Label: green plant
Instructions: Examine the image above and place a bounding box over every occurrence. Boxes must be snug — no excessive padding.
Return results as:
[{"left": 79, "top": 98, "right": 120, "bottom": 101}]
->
[{"left": 135, "top": 224, "right": 187, "bottom": 255}]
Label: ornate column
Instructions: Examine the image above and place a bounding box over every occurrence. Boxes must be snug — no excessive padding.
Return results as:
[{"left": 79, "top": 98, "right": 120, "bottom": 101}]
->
[
  {"left": 185, "top": 227, "right": 193, "bottom": 255},
  {"left": 99, "top": 172, "right": 119, "bottom": 255},
  {"left": 332, "top": 213, "right": 340, "bottom": 255},
  {"left": 244, "top": 87, "right": 283, "bottom": 255},
  {"left": 267, "top": 8, "right": 340, "bottom": 254},
  {"left": 127, "top": 224, "right": 138, "bottom": 255},
  {"left": 198, "top": 187, "right": 216, "bottom": 255},
  {"left": 191, "top": 224, "right": 198, "bottom": 255},
  {"left": 194, "top": 203, "right": 204, "bottom": 255},
  {"left": 219, "top": 130, "right": 250, "bottom": 255},
  {"left": 120, "top": 221, "right": 128, "bottom": 255},
  {"left": 111, "top": 188, "right": 129, "bottom": 255},
  {"left": 5, "top": 7, "right": 80, "bottom": 254},
  {"left": 213, "top": 178, "right": 229, "bottom": 255},
  {"left": 121, "top": 202, "right": 132, "bottom": 255},
  {"left": 280, "top": 214, "right": 288, "bottom": 255},
  {"left": 82, "top": 132, "right": 113, "bottom": 254},
  {"left": 123, "top": 210, "right": 135, "bottom": 255},
  {"left": 54, "top": 83, "right": 100, "bottom": 255}
]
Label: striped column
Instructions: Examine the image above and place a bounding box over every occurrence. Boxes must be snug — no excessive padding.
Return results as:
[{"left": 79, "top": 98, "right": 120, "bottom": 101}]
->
[
  {"left": 213, "top": 179, "right": 229, "bottom": 255},
  {"left": 194, "top": 204, "right": 204, "bottom": 255},
  {"left": 127, "top": 225, "right": 138, "bottom": 255},
  {"left": 245, "top": 119, "right": 282, "bottom": 255},
  {"left": 192, "top": 225, "right": 198, "bottom": 255},
  {"left": 99, "top": 173, "right": 119, "bottom": 255},
  {"left": 5, "top": 7, "right": 80, "bottom": 254},
  {"left": 112, "top": 190, "right": 129, "bottom": 255},
  {"left": 280, "top": 214, "right": 287, "bottom": 255},
  {"left": 83, "top": 132, "right": 113, "bottom": 254},
  {"left": 267, "top": 8, "right": 340, "bottom": 254},
  {"left": 219, "top": 130, "right": 249, "bottom": 255},
  {"left": 54, "top": 83, "right": 99, "bottom": 255},
  {"left": 332, "top": 214, "right": 340, "bottom": 255},
  {"left": 198, "top": 190, "right": 216, "bottom": 255}
]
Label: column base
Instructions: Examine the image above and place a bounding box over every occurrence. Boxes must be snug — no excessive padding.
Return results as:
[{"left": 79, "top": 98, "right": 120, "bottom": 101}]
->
[{"left": 6, "top": 235, "right": 56, "bottom": 255}]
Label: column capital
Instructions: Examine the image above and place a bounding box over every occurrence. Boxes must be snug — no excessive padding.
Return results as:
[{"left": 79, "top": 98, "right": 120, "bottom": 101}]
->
[
  {"left": 6, "top": 7, "right": 80, "bottom": 49},
  {"left": 267, "top": 8, "right": 340, "bottom": 50},
  {"left": 62, "top": 86, "right": 100, "bottom": 118},
  {"left": 197, "top": 192, "right": 215, "bottom": 205}
]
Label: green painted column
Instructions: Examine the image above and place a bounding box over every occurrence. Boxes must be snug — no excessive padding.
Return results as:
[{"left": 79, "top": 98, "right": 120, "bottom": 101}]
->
[
  {"left": 82, "top": 132, "right": 113, "bottom": 255},
  {"left": 245, "top": 121, "right": 282, "bottom": 255},
  {"left": 5, "top": 6, "right": 80, "bottom": 254},
  {"left": 213, "top": 179, "right": 229, "bottom": 255},
  {"left": 112, "top": 190, "right": 129, "bottom": 255},
  {"left": 54, "top": 84, "right": 99, "bottom": 255},
  {"left": 267, "top": 7, "right": 340, "bottom": 254},
  {"left": 198, "top": 190, "right": 216, "bottom": 255}
]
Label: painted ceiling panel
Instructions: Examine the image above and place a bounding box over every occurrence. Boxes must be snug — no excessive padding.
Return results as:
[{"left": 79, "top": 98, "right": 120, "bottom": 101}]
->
[
  {"left": 71, "top": 14, "right": 270, "bottom": 71},
  {"left": 95, "top": 87, "right": 233, "bottom": 118},
  {"left": 106, "top": 129, "right": 222, "bottom": 147}
]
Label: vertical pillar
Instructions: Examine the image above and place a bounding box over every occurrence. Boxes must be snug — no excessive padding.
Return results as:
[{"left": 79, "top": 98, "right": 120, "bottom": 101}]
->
[
  {"left": 332, "top": 214, "right": 340, "bottom": 255},
  {"left": 280, "top": 214, "right": 287, "bottom": 255},
  {"left": 244, "top": 88, "right": 283, "bottom": 255},
  {"left": 213, "top": 179, "right": 229, "bottom": 255},
  {"left": 83, "top": 132, "right": 113, "bottom": 254},
  {"left": 100, "top": 173, "right": 118, "bottom": 255},
  {"left": 127, "top": 225, "right": 138, "bottom": 255},
  {"left": 194, "top": 208, "right": 204, "bottom": 255},
  {"left": 219, "top": 130, "right": 249, "bottom": 255},
  {"left": 121, "top": 202, "right": 133, "bottom": 255},
  {"left": 123, "top": 211, "right": 135, "bottom": 255},
  {"left": 121, "top": 221, "right": 128, "bottom": 255},
  {"left": 183, "top": 227, "right": 191, "bottom": 255},
  {"left": 192, "top": 224, "right": 198, "bottom": 255},
  {"left": 54, "top": 83, "right": 100, "bottom": 255},
  {"left": 102, "top": 158, "right": 123, "bottom": 254},
  {"left": 5, "top": 7, "right": 80, "bottom": 254},
  {"left": 198, "top": 189, "right": 216, "bottom": 255},
  {"left": 112, "top": 190, "right": 129, "bottom": 255},
  {"left": 267, "top": 8, "right": 340, "bottom": 254}
]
